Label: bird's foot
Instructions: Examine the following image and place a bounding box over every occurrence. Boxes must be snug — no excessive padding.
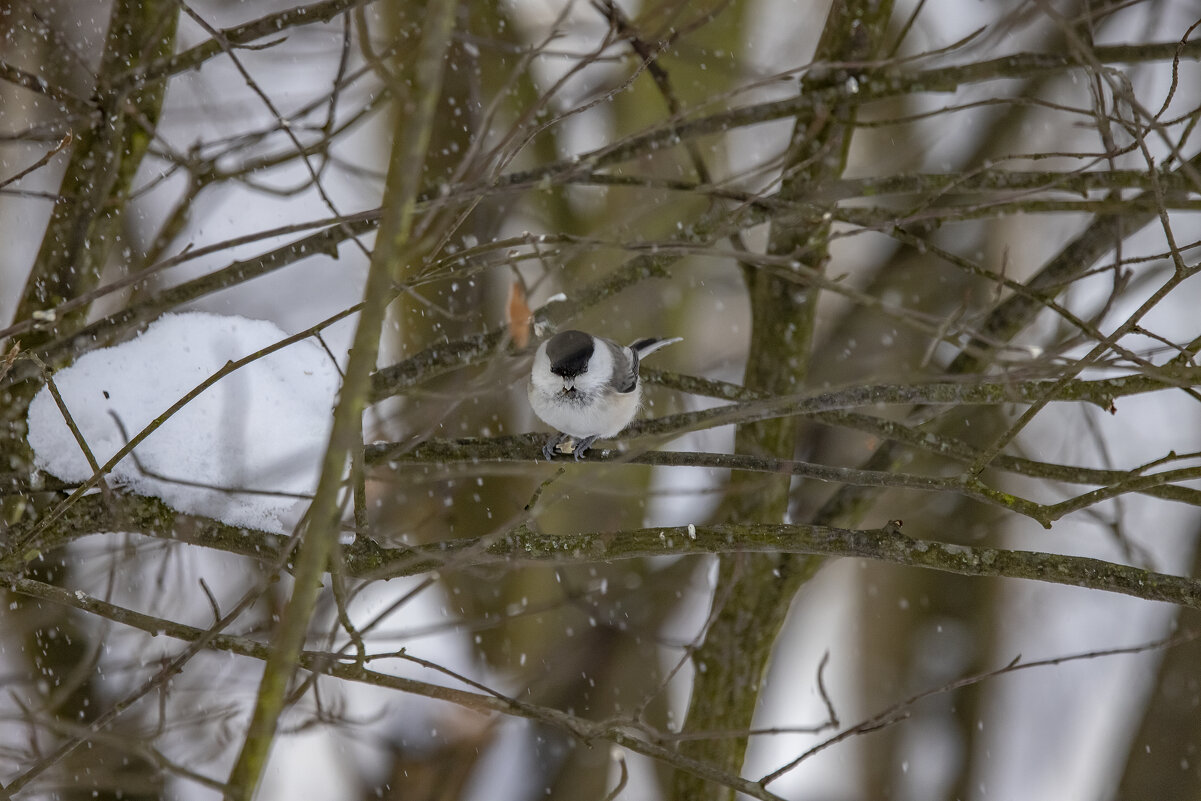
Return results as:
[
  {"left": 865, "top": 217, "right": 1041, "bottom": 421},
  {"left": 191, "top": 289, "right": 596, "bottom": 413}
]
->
[
  {"left": 541, "top": 433, "right": 601, "bottom": 460},
  {"left": 570, "top": 435, "right": 598, "bottom": 461},
  {"left": 542, "top": 433, "right": 569, "bottom": 460}
]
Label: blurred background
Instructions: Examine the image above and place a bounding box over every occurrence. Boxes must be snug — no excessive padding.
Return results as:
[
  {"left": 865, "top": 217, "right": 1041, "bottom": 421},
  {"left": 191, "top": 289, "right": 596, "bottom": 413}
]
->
[{"left": 3, "top": 0, "right": 1201, "bottom": 799}]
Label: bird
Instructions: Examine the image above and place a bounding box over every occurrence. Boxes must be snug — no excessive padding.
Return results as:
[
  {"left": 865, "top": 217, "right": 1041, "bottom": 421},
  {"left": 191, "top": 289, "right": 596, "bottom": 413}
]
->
[{"left": 528, "top": 329, "right": 682, "bottom": 460}]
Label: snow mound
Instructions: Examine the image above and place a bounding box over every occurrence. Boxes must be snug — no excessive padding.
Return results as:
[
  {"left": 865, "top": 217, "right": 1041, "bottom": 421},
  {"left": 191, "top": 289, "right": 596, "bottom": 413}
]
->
[{"left": 27, "top": 312, "right": 340, "bottom": 533}]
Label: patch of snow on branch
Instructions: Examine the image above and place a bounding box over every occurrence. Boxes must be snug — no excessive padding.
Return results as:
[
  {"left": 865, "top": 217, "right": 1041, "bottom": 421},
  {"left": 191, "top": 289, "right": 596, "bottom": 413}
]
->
[{"left": 27, "top": 312, "right": 339, "bottom": 533}]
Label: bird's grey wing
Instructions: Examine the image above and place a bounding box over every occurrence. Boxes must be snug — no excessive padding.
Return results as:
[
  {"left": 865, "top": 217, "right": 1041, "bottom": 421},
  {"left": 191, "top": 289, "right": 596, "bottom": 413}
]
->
[{"left": 605, "top": 340, "right": 639, "bottom": 393}]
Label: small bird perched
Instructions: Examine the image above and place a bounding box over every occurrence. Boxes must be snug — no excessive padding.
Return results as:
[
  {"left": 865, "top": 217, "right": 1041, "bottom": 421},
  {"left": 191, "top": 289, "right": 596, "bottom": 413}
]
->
[{"left": 528, "top": 329, "right": 682, "bottom": 460}]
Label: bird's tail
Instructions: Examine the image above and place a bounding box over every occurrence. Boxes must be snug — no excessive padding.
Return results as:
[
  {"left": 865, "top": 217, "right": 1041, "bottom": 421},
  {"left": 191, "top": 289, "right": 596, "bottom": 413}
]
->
[{"left": 629, "top": 336, "right": 683, "bottom": 358}]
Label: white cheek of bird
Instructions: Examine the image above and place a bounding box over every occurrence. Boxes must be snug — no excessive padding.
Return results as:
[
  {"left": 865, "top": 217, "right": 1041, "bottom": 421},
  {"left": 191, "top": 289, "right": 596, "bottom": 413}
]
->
[{"left": 527, "top": 329, "right": 682, "bottom": 461}]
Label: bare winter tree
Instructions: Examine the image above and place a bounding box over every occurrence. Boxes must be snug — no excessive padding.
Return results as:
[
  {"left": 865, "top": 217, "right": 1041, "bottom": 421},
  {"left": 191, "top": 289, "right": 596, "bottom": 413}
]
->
[{"left": 3, "top": 1, "right": 1201, "bottom": 799}]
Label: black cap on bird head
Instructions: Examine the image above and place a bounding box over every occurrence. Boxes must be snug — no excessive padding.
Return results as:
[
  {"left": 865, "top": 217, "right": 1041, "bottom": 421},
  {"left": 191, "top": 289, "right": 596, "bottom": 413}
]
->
[{"left": 546, "top": 330, "right": 594, "bottom": 378}]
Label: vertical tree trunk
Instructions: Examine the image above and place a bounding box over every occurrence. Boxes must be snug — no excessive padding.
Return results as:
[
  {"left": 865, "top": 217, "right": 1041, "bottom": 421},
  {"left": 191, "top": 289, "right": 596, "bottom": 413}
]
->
[
  {"left": 672, "top": 3, "right": 895, "bottom": 799},
  {"left": 2, "top": 2, "right": 178, "bottom": 798}
]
